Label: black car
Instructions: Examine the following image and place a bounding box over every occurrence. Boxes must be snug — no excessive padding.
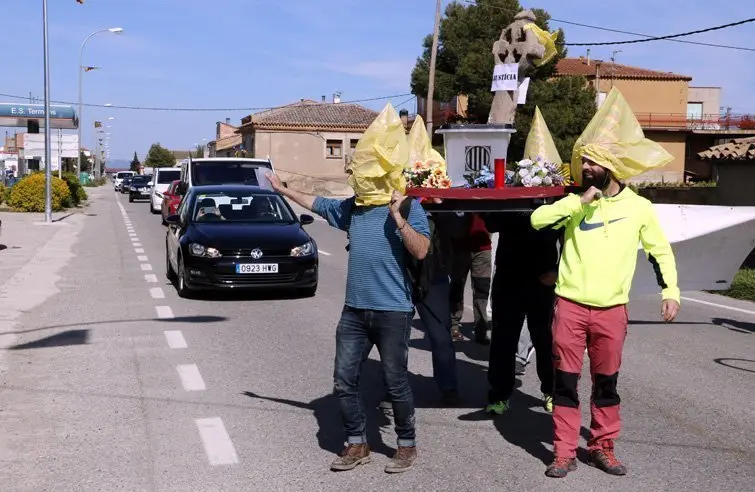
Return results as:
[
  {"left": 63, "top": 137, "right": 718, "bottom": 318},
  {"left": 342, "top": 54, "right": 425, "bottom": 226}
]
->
[
  {"left": 128, "top": 175, "right": 152, "bottom": 202},
  {"left": 164, "top": 185, "right": 318, "bottom": 298},
  {"left": 120, "top": 177, "right": 132, "bottom": 194}
]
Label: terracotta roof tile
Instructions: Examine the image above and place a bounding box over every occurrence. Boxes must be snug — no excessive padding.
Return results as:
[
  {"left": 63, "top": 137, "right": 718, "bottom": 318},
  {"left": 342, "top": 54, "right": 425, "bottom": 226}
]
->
[
  {"left": 239, "top": 100, "right": 378, "bottom": 131},
  {"left": 698, "top": 137, "right": 755, "bottom": 161},
  {"left": 215, "top": 134, "right": 242, "bottom": 151},
  {"left": 555, "top": 57, "right": 692, "bottom": 81}
]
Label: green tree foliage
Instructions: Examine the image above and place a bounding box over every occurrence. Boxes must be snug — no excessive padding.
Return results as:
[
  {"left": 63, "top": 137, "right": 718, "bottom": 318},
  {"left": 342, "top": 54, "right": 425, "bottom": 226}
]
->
[
  {"left": 144, "top": 143, "right": 175, "bottom": 168},
  {"left": 410, "top": 0, "right": 596, "bottom": 162},
  {"left": 79, "top": 151, "right": 91, "bottom": 172},
  {"left": 130, "top": 151, "right": 141, "bottom": 171},
  {"left": 194, "top": 144, "right": 205, "bottom": 158}
]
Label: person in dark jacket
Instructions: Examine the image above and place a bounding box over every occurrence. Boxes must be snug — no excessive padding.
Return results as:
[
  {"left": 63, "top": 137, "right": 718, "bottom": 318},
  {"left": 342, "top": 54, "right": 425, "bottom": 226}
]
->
[{"left": 482, "top": 211, "right": 560, "bottom": 415}]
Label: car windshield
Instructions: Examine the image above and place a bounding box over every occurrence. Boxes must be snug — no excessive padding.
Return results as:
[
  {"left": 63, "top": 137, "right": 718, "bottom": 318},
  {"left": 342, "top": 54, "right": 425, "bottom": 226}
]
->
[
  {"left": 191, "top": 161, "right": 268, "bottom": 186},
  {"left": 117, "top": 172, "right": 133, "bottom": 179},
  {"left": 131, "top": 176, "right": 150, "bottom": 185},
  {"left": 157, "top": 169, "right": 180, "bottom": 184},
  {"left": 191, "top": 192, "right": 294, "bottom": 224}
]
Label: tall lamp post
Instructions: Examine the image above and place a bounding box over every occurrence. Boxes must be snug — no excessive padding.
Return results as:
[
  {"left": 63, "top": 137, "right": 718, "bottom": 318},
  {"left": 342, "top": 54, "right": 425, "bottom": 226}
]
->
[
  {"left": 42, "top": 0, "right": 52, "bottom": 222},
  {"left": 77, "top": 27, "right": 123, "bottom": 179}
]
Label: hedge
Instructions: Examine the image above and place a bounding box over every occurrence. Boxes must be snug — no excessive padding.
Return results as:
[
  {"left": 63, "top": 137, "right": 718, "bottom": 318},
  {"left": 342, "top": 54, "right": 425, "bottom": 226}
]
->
[
  {"left": 0, "top": 183, "right": 5, "bottom": 206},
  {"left": 8, "top": 172, "right": 71, "bottom": 212},
  {"left": 61, "top": 172, "right": 88, "bottom": 206}
]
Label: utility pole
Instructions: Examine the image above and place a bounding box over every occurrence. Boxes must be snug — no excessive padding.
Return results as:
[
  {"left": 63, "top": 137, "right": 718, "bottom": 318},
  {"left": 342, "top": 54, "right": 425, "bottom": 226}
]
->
[
  {"left": 42, "top": 0, "right": 52, "bottom": 223},
  {"left": 425, "top": 0, "right": 442, "bottom": 138}
]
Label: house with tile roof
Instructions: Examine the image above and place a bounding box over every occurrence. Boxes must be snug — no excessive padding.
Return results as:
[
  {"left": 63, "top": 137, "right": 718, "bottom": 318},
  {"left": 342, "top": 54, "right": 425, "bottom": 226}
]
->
[
  {"left": 698, "top": 137, "right": 755, "bottom": 206},
  {"left": 234, "top": 97, "right": 379, "bottom": 195},
  {"left": 207, "top": 119, "right": 243, "bottom": 158},
  {"left": 555, "top": 57, "right": 755, "bottom": 182}
]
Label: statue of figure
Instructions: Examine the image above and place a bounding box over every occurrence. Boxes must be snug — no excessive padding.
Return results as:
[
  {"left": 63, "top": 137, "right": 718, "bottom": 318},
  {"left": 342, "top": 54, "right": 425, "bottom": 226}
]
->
[{"left": 488, "top": 10, "right": 546, "bottom": 126}]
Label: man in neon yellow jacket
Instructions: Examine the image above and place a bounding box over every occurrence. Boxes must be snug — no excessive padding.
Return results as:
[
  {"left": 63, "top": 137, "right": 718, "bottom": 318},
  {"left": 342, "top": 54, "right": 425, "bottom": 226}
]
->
[{"left": 531, "top": 87, "right": 681, "bottom": 478}]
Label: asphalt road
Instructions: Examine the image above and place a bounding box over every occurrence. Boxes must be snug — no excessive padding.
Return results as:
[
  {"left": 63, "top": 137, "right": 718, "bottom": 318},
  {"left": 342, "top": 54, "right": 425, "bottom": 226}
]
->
[{"left": 0, "top": 187, "right": 753, "bottom": 491}]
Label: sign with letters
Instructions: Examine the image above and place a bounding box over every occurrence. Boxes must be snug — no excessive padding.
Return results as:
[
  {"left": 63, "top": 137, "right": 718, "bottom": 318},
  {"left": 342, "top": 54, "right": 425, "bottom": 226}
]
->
[{"left": 491, "top": 63, "right": 519, "bottom": 92}]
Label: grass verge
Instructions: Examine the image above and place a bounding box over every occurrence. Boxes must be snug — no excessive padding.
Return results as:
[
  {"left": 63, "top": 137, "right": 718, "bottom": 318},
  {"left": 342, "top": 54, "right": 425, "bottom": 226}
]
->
[{"left": 717, "top": 268, "right": 755, "bottom": 302}]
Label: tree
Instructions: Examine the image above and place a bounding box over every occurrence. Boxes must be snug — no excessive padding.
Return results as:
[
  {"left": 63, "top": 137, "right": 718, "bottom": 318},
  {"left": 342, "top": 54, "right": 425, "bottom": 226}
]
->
[
  {"left": 79, "top": 151, "right": 91, "bottom": 172},
  {"left": 130, "top": 151, "right": 141, "bottom": 172},
  {"left": 194, "top": 144, "right": 205, "bottom": 158},
  {"left": 410, "top": 0, "right": 596, "bottom": 161},
  {"left": 144, "top": 143, "right": 176, "bottom": 169}
]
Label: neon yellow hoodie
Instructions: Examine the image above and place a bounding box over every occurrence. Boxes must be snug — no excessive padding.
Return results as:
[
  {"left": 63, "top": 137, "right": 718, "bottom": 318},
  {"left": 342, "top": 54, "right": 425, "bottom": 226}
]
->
[{"left": 530, "top": 187, "right": 680, "bottom": 307}]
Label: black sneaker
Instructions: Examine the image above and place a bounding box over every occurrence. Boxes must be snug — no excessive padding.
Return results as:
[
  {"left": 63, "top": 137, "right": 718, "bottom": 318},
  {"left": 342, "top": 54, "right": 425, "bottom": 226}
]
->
[{"left": 441, "top": 389, "right": 461, "bottom": 407}]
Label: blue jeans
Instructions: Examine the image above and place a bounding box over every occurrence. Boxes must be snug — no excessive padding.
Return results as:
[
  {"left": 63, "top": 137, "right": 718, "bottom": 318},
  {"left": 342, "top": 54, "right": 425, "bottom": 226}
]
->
[
  {"left": 334, "top": 305, "right": 416, "bottom": 447},
  {"left": 415, "top": 277, "right": 458, "bottom": 392}
]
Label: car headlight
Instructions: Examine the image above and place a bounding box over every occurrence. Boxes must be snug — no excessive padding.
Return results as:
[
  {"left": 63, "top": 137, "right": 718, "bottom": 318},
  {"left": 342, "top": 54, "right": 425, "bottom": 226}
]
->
[
  {"left": 189, "top": 243, "right": 222, "bottom": 258},
  {"left": 130, "top": 186, "right": 137, "bottom": 191},
  {"left": 290, "top": 241, "right": 315, "bottom": 257}
]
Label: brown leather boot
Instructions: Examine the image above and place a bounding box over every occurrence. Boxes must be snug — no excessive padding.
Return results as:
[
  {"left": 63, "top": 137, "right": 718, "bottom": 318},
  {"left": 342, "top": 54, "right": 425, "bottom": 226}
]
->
[
  {"left": 330, "top": 443, "right": 371, "bottom": 471},
  {"left": 384, "top": 446, "right": 417, "bottom": 473}
]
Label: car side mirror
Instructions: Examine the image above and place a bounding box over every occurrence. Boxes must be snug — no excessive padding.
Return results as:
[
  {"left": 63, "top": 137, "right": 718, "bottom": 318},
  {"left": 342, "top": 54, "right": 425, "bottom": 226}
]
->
[
  {"left": 300, "top": 214, "right": 314, "bottom": 225},
  {"left": 165, "top": 214, "right": 181, "bottom": 225}
]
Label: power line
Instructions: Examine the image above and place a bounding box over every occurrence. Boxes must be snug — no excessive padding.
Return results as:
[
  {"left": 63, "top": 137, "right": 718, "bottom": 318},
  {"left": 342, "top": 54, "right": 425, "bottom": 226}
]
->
[
  {"left": 461, "top": 1, "right": 755, "bottom": 52},
  {"left": 0, "top": 92, "right": 414, "bottom": 112}
]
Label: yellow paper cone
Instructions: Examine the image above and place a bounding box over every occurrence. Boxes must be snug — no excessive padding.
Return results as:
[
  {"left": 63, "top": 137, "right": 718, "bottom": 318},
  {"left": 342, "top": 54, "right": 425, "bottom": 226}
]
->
[
  {"left": 347, "top": 103, "right": 408, "bottom": 205},
  {"left": 571, "top": 87, "right": 673, "bottom": 185},
  {"left": 407, "top": 115, "right": 447, "bottom": 171},
  {"left": 523, "top": 107, "right": 570, "bottom": 180}
]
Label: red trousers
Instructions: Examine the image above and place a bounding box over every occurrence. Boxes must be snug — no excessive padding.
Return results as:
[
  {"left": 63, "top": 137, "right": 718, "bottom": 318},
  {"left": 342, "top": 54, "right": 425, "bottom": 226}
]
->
[{"left": 551, "top": 296, "right": 628, "bottom": 459}]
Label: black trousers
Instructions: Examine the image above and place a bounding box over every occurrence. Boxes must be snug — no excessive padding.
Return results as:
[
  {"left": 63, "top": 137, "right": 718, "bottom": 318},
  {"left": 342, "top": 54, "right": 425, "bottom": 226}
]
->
[{"left": 488, "top": 276, "right": 556, "bottom": 403}]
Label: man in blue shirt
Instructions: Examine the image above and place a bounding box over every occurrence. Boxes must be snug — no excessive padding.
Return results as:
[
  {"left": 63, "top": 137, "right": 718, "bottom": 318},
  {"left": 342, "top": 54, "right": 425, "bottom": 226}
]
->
[{"left": 268, "top": 173, "right": 430, "bottom": 474}]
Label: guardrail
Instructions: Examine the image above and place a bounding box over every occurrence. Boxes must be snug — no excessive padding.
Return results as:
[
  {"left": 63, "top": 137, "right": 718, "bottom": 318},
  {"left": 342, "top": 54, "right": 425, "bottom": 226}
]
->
[{"left": 636, "top": 113, "right": 755, "bottom": 131}]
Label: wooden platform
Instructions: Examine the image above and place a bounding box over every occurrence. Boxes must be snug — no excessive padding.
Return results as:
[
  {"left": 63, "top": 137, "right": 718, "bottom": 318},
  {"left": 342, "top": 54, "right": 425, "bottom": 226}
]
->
[{"left": 405, "top": 186, "right": 582, "bottom": 212}]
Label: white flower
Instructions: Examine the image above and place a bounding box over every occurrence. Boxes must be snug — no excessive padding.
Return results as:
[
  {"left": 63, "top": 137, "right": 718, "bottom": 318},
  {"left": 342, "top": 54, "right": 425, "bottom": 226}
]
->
[
  {"left": 530, "top": 175, "right": 543, "bottom": 186},
  {"left": 521, "top": 175, "right": 533, "bottom": 187},
  {"left": 518, "top": 168, "right": 530, "bottom": 178},
  {"left": 532, "top": 164, "right": 545, "bottom": 176},
  {"left": 518, "top": 159, "right": 533, "bottom": 168},
  {"left": 543, "top": 175, "right": 553, "bottom": 186}
]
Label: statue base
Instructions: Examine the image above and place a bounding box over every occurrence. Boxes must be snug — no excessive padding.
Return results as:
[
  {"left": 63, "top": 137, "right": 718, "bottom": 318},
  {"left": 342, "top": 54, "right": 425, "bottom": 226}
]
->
[{"left": 435, "top": 123, "right": 516, "bottom": 187}]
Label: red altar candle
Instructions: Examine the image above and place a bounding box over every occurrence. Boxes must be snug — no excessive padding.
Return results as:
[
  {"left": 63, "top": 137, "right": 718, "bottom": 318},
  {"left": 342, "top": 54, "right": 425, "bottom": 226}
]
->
[{"left": 494, "top": 158, "right": 506, "bottom": 189}]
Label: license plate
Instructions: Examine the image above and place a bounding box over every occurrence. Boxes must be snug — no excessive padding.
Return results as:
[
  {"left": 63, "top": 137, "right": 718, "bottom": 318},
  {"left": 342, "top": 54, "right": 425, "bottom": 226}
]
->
[{"left": 236, "top": 263, "right": 278, "bottom": 274}]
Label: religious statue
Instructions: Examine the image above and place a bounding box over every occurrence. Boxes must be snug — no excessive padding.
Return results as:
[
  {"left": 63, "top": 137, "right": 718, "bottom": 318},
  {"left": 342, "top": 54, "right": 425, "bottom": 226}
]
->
[{"left": 488, "top": 10, "right": 548, "bottom": 126}]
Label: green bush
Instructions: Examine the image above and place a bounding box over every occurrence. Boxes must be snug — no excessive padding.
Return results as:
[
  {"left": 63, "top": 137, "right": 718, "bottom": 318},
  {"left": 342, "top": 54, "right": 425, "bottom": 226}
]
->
[
  {"left": 718, "top": 268, "right": 755, "bottom": 302},
  {"left": 61, "top": 172, "right": 87, "bottom": 206},
  {"left": 0, "top": 183, "right": 5, "bottom": 206},
  {"left": 84, "top": 176, "right": 107, "bottom": 187},
  {"left": 8, "top": 172, "right": 71, "bottom": 212}
]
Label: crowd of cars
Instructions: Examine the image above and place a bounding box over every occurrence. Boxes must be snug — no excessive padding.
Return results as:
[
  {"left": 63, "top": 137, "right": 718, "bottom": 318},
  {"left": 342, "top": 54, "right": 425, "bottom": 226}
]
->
[{"left": 115, "top": 159, "right": 319, "bottom": 299}]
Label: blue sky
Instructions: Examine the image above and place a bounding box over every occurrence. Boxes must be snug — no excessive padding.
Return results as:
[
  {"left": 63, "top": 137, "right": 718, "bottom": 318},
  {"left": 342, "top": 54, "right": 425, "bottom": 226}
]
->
[{"left": 2, "top": 0, "right": 753, "bottom": 164}]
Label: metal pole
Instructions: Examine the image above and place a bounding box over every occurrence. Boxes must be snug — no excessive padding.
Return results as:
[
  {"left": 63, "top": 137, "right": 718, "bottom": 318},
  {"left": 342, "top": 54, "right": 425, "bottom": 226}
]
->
[
  {"left": 58, "top": 128, "right": 62, "bottom": 179},
  {"left": 425, "top": 0, "right": 442, "bottom": 138},
  {"left": 42, "top": 0, "right": 52, "bottom": 223},
  {"left": 77, "top": 56, "right": 82, "bottom": 179}
]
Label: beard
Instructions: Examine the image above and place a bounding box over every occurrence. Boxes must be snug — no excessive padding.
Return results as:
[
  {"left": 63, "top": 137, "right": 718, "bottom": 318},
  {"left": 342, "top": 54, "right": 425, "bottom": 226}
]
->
[{"left": 582, "top": 168, "right": 608, "bottom": 189}]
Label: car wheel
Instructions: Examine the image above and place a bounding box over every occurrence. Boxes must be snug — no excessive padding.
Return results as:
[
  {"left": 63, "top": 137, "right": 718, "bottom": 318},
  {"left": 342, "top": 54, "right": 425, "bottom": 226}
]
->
[
  {"left": 166, "top": 248, "right": 177, "bottom": 282},
  {"left": 129, "top": 195, "right": 134, "bottom": 203},
  {"left": 176, "top": 256, "right": 194, "bottom": 299}
]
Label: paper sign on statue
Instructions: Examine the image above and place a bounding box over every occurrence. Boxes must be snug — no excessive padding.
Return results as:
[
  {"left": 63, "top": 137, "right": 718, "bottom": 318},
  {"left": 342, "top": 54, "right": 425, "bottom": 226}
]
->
[
  {"left": 491, "top": 63, "right": 519, "bottom": 92},
  {"left": 517, "top": 78, "right": 530, "bottom": 104}
]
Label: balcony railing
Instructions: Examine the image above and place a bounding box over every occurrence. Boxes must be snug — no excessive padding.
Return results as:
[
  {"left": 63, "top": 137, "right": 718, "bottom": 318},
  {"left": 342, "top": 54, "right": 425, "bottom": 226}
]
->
[{"left": 636, "top": 113, "right": 755, "bottom": 131}]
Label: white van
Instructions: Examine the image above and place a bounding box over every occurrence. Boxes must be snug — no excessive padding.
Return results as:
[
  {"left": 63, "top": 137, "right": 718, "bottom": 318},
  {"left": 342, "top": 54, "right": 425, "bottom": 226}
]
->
[
  {"left": 149, "top": 167, "right": 182, "bottom": 214},
  {"left": 114, "top": 171, "right": 135, "bottom": 191},
  {"left": 178, "top": 157, "right": 275, "bottom": 194}
]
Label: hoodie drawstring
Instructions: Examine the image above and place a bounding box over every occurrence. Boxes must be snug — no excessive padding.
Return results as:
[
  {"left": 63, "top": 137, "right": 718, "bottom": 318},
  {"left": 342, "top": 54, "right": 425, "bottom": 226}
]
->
[{"left": 598, "top": 197, "right": 609, "bottom": 237}]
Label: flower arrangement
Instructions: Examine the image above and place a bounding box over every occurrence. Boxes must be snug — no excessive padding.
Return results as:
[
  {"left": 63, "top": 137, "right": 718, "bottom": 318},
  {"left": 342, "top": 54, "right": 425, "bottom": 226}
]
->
[
  {"left": 463, "top": 165, "right": 514, "bottom": 188},
  {"left": 404, "top": 159, "right": 452, "bottom": 188},
  {"left": 513, "top": 156, "right": 568, "bottom": 187}
]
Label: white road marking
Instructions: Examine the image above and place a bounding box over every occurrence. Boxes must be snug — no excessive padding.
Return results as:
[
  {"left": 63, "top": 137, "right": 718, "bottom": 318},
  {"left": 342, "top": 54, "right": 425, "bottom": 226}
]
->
[
  {"left": 133, "top": 242, "right": 142, "bottom": 247},
  {"left": 177, "top": 364, "right": 206, "bottom": 391},
  {"left": 144, "top": 274, "right": 158, "bottom": 283},
  {"left": 681, "top": 296, "right": 755, "bottom": 316},
  {"left": 164, "top": 330, "right": 187, "bottom": 349},
  {"left": 138, "top": 255, "right": 149, "bottom": 262},
  {"left": 195, "top": 418, "right": 239, "bottom": 466},
  {"left": 141, "top": 263, "right": 153, "bottom": 271},
  {"left": 129, "top": 233, "right": 137, "bottom": 237},
  {"left": 135, "top": 248, "right": 145, "bottom": 253},
  {"left": 131, "top": 238, "right": 139, "bottom": 242},
  {"left": 318, "top": 249, "right": 331, "bottom": 256},
  {"left": 155, "top": 305, "right": 174, "bottom": 319},
  {"left": 150, "top": 287, "right": 165, "bottom": 299}
]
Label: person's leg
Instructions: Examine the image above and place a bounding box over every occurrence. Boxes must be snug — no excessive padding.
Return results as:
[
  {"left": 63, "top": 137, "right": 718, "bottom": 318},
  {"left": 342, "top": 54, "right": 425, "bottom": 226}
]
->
[
  {"left": 371, "top": 309, "right": 417, "bottom": 473},
  {"left": 486, "top": 277, "right": 526, "bottom": 414},
  {"left": 587, "top": 304, "right": 629, "bottom": 476},
  {"left": 331, "top": 306, "right": 373, "bottom": 471},
  {"left": 525, "top": 283, "right": 556, "bottom": 412},
  {"left": 415, "top": 277, "right": 459, "bottom": 402},
  {"left": 448, "top": 250, "right": 471, "bottom": 341},
  {"left": 470, "top": 249, "right": 492, "bottom": 344},
  {"left": 515, "top": 327, "right": 534, "bottom": 375},
  {"left": 547, "top": 297, "right": 589, "bottom": 478}
]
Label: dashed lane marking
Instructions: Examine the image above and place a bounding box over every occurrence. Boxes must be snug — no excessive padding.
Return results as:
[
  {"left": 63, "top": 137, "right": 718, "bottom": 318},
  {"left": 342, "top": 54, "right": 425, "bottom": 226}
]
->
[
  {"left": 164, "top": 330, "right": 187, "bottom": 349},
  {"left": 177, "top": 364, "right": 206, "bottom": 391},
  {"left": 195, "top": 418, "right": 239, "bottom": 466},
  {"left": 150, "top": 287, "right": 165, "bottom": 299},
  {"left": 135, "top": 248, "right": 145, "bottom": 253},
  {"left": 144, "top": 274, "right": 158, "bottom": 283},
  {"left": 133, "top": 242, "right": 142, "bottom": 247},
  {"left": 141, "top": 263, "right": 153, "bottom": 271},
  {"left": 138, "top": 255, "right": 149, "bottom": 262},
  {"left": 155, "top": 305, "right": 174, "bottom": 319}
]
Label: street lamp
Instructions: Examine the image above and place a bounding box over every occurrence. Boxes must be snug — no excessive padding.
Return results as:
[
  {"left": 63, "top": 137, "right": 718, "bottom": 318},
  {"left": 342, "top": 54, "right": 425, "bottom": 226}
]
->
[{"left": 77, "top": 27, "right": 123, "bottom": 179}]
